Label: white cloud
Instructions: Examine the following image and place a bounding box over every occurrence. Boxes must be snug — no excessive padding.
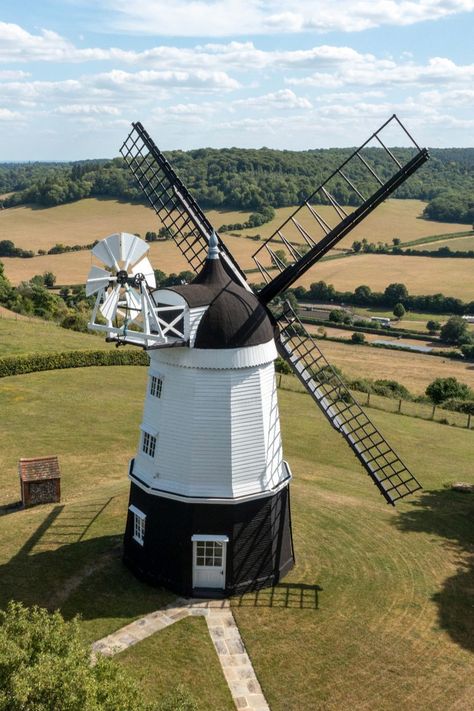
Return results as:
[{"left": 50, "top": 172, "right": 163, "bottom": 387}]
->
[
  {"left": 235, "top": 89, "right": 312, "bottom": 110},
  {"left": 100, "top": 0, "right": 474, "bottom": 36},
  {"left": 0, "top": 107, "right": 21, "bottom": 120},
  {"left": 55, "top": 104, "right": 121, "bottom": 115}
]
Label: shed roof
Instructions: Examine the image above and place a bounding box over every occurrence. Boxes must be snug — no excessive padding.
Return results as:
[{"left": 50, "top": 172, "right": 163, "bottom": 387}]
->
[{"left": 18, "top": 456, "right": 61, "bottom": 482}]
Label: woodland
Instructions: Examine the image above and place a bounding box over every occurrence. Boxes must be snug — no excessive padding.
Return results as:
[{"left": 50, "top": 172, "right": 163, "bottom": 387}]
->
[{"left": 1, "top": 146, "right": 473, "bottom": 224}]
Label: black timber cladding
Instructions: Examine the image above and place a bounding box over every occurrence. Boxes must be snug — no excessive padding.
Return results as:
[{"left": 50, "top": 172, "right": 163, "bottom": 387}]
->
[{"left": 123, "top": 482, "right": 294, "bottom": 597}]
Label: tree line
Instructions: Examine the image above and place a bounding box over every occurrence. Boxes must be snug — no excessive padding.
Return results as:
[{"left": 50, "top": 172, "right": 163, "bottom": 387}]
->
[{"left": 1, "top": 147, "right": 473, "bottom": 223}]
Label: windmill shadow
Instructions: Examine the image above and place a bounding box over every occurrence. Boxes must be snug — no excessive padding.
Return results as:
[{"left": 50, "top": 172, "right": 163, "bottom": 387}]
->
[
  {"left": 0, "top": 499, "right": 170, "bottom": 621},
  {"left": 394, "top": 488, "right": 474, "bottom": 653},
  {"left": 234, "top": 582, "right": 322, "bottom": 610}
]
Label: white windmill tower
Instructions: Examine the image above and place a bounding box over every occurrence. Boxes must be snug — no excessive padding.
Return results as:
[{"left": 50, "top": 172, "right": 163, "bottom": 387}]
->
[{"left": 86, "top": 116, "right": 427, "bottom": 597}]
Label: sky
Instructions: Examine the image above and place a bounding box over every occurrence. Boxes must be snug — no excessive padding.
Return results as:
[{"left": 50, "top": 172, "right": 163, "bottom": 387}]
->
[{"left": 0, "top": 0, "right": 473, "bottom": 160}]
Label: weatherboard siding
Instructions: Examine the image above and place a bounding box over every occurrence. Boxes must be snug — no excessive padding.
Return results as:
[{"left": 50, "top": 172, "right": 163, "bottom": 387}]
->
[{"left": 132, "top": 350, "right": 286, "bottom": 499}]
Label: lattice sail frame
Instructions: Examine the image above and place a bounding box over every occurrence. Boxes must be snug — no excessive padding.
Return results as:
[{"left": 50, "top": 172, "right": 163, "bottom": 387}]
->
[
  {"left": 120, "top": 122, "right": 249, "bottom": 290},
  {"left": 253, "top": 115, "right": 429, "bottom": 304},
  {"left": 276, "top": 302, "right": 422, "bottom": 505}
]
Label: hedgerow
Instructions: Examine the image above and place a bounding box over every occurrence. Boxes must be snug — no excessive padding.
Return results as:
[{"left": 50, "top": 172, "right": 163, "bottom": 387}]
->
[{"left": 0, "top": 349, "right": 149, "bottom": 378}]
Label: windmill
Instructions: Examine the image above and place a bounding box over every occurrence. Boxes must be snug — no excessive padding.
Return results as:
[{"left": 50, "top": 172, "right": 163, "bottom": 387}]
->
[{"left": 86, "top": 115, "right": 427, "bottom": 597}]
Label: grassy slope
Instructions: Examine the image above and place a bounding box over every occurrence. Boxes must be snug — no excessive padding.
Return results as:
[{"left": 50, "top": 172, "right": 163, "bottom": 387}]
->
[
  {"left": 0, "top": 367, "right": 472, "bottom": 710},
  {"left": 0, "top": 312, "right": 111, "bottom": 356}
]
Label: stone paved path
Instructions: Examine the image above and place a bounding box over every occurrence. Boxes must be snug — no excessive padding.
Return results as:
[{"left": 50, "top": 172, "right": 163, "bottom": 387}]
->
[{"left": 92, "top": 597, "right": 270, "bottom": 711}]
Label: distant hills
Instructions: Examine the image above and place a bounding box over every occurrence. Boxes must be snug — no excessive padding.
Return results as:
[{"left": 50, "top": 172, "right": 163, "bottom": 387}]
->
[{"left": 1, "top": 147, "right": 473, "bottom": 224}]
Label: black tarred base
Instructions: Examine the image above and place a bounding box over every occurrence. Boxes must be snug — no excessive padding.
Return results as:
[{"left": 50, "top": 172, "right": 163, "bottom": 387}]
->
[{"left": 123, "top": 481, "right": 294, "bottom": 598}]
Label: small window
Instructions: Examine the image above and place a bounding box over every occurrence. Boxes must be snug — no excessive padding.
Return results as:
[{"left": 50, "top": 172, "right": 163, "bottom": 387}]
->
[
  {"left": 129, "top": 506, "right": 146, "bottom": 546},
  {"left": 195, "top": 541, "right": 223, "bottom": 567},
  {"left": 142, "top": 431, "right": 157, "bottom": 458},
  {"left": 150, "top": 376, "right": 163, "bottom": 398}
]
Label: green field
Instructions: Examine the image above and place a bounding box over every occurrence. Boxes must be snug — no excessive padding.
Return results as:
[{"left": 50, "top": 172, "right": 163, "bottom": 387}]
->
[
  {"left": 0, "top": 309, "right": 111, "bottom": 356},
  {"left": 412, "top": 234, "right": 474, "bottom": 252},
  {"left": 0, "top": 365, "right": 472, "bottom": 710}
]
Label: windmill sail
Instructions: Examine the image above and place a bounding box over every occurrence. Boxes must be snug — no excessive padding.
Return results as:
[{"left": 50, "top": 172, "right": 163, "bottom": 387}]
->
[
  {"left": 253, "top": 115, "right": 429, "bottom": 304},
  {"left": 120, "top": 122, "right": 248, "bottom": 289},
  {"left": 276, "top": 302, "right": 421, "bottom": 505}
]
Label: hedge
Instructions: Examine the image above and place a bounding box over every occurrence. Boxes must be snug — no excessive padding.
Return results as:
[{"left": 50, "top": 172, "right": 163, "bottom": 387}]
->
[{"left": 0, "top": 349, "right": 149, "bottom": 378}]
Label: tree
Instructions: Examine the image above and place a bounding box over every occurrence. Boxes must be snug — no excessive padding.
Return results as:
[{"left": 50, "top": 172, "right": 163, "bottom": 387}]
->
[
  {"left": 43, "top": 271, "right": 57, "bottom": 288},
  {"left": 352, "top": 240, "right": 362, "bottom": 253},
  {"left": 329, "top": 309, "right": 346, "bottom": 324},
  {"left": 426, "top": 377, "right": 473, "bottom": 417},
  {"left": 426, "top": 319, "right": 441, "bottom": 333},
  {"left": 392, "top": 237, "right": 401, "bottom": 246},
  {"left": 351, "top": 332, "right": 365, "bottom": 344},
  {"left": 0, "top": 601, "right": 152, "bottom": 710},
  {"left": 440, "top": 316, "right": 470, "bottom": 345},
  {"left": 393, "top": 302, "right": 406, "bottom": 320},
  {"left": 384, "top": 283, "right": 408, "bottom": 305}
]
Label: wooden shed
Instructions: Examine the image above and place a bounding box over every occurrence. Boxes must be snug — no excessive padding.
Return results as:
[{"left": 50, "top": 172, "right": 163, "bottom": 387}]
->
[{"left": 18, "top": 456, "right": 61, "bottom": 508}]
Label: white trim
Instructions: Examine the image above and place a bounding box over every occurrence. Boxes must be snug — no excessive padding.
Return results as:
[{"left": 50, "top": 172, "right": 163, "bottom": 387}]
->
[
  {"left": 129, "top": 505, "right": 146, "bottom": 546},
  {"left": 150, "top": 339, "right": 277, "bottom": 370},
  {"left": 129, "top": 505, "right": 146, "bottom": 519},
  {"left": 129, "top": 460, "right": 292, "bottom": 504},
  {"left": 191, "top": 534, "right": 229, "bottom": 543}
]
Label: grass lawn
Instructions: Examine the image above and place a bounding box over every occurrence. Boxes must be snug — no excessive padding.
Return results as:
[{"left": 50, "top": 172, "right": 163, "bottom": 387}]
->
[
  {"left": 0, "top": 311, "right": 111, "bottom": 356},
  {"left": 118, "top": 617, "right": 234, "bottom": 711},
  {"left": 0, "top": 366, "right": 473, "bottom": 709}
]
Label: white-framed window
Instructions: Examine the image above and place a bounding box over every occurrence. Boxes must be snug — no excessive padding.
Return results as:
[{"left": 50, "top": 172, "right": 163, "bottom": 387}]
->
[
  {"left": 195, "top": 540, "right": 224, "bottom": 567},
  {"left": 129, "top": 505, "right": 146, "bottom": 546},
  {"left": 142, "top": 431, "right": 157, "bottom": 458},
  {"left": 150, "top": 375, "right": 163, "bottom": 398}
]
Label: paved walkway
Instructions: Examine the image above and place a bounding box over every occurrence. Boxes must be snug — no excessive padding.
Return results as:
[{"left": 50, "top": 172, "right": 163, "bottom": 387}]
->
[{"left": 92, "top": 597, "right": 270, "bottom": 711}]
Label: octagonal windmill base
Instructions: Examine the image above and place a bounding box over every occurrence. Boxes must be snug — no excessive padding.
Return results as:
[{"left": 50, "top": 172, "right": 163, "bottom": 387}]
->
[{"left": 123, "top": 482, "right": 294, "bottom": 598}]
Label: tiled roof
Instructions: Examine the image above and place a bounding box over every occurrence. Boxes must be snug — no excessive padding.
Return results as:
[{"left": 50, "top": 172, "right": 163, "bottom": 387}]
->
[{"left": 18, "top": 456, "right": 61, "bottom": 482}]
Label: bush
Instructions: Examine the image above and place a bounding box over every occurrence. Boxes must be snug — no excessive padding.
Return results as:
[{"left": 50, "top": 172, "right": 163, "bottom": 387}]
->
[
  {"left": 275, "top": 356, "right": 292, "bottom": 374},
  {"left": 440, "top": 316, "right": 470, "bottom": 345},
  {"left": 426, "top": 376, "right": 474, "bottom": 404},
  {"left": 461, "top": 343, "right": 474, "bottom": 360},
  {"left": 0, "top": 350, "right": 149, "bottom": 378},
  {"left": 351, "top": 332, "right": 365, "bottom": 344},
  {"left": 372, "top": 379, "right": 411, "bottom": 399},
  {"left": 441, "top": 398, "right": 474, "bottom": 415},
  {"left": 0, "top": 601, "right": 152, "bottom": 711}
]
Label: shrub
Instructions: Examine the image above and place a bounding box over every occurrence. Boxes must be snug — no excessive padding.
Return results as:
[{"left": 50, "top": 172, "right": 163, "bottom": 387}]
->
[
  {"left": 275, "top": 356, "right": 292, "bottom": 374},
  {"left": 0, "top": 350, "right": 150, "bottom": 378},
  {"left": 426, "top": 377, "right": 474, "bottom": 404},
  {"left": 372, "top": 379, "right": 411, "bottom": 400},
  {"left": 350, "top": 332, "right": 365, "bottom": 344},
  {"left": 0, "top": 601, "right": 152, "bottom": 711}
]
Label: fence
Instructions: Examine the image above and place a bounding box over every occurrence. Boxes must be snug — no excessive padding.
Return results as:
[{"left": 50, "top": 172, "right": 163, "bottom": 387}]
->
[{"left": 276, "top": 372, "right": 473, "bottom": 430}]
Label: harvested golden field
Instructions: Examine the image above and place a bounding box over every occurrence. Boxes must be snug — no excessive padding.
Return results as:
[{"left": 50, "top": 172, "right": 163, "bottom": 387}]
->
[
  {"left": 289, "top": 253, "right": 474, "bottom": 301},
  {"left": 415, "top": 234, "right": 474, "bottom": 251},
  {"left": 239, "top": 198, "right": 467, "bottom": 248},
  {"left": 305, "top": 337, "right": 474, "bottom": 394}
]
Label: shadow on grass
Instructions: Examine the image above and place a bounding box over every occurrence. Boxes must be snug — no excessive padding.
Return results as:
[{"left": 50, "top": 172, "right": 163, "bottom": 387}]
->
[
  {"left": 0, "top": 500, "right": 171, "bottom": 626},
  {"left": 234, "top": 582, "right": 322, "bottom": 610},
  {"left": 395, "top": 488, "right": 474, "bottom": 653}
]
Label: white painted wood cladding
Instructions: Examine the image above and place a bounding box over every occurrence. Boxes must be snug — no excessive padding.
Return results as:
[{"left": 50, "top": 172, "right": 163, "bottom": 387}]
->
[{"left": 132, "top": 339, "right": 287, "bottom": 500}]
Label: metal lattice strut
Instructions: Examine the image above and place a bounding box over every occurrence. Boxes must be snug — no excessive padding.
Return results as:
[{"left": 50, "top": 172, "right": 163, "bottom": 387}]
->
[
  {"left": 120, "top": 122, "right": 248, "bottom": 288},
  {"left": 275, "top": 302, "right": 422, "bottom": 505}
]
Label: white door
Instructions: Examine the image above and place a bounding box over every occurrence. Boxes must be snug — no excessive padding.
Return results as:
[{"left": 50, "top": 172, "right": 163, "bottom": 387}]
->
[{"left": 193, "top": 540, "right": 226, "bottom": 589}]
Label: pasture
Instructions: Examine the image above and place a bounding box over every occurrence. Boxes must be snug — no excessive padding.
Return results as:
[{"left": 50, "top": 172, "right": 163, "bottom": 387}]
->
[
  {"left": 1, "top": 198, "right": 471, "bottom": 299},
  {"left": 293, "top": 253, "right": 474, "bottom": 301},
  {"left": 0, "top": 365, "right": 472, "bottom": 710}
]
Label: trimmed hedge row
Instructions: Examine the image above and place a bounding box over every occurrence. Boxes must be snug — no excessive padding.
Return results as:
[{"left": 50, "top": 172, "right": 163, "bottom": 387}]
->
[{"left": 0, "top": 349, "right": 150, "bottom": 378}]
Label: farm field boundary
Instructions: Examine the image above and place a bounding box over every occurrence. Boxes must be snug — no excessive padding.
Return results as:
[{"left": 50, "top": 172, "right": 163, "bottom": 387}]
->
[
  {"left": 0, "top": 349, "right": 149, "bottom": 378},
  {"left": 276, "top": 372, "right": 474, "bottom": 430}
]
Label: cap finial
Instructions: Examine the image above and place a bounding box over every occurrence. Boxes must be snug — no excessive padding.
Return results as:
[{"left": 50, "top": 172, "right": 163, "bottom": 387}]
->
[{"left": 208, "top": 231, "right": 220, "bottom": 260}]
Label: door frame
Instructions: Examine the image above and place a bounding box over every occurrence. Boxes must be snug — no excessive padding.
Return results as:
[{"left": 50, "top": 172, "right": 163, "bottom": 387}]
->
[{"left": 191, "top": 534, "right": 229, "bottom": 590}]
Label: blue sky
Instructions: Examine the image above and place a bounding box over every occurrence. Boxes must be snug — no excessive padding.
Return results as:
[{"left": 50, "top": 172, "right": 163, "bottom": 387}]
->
[{"left": 1, "top": 1, "right": 473, "bottom": 160}]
